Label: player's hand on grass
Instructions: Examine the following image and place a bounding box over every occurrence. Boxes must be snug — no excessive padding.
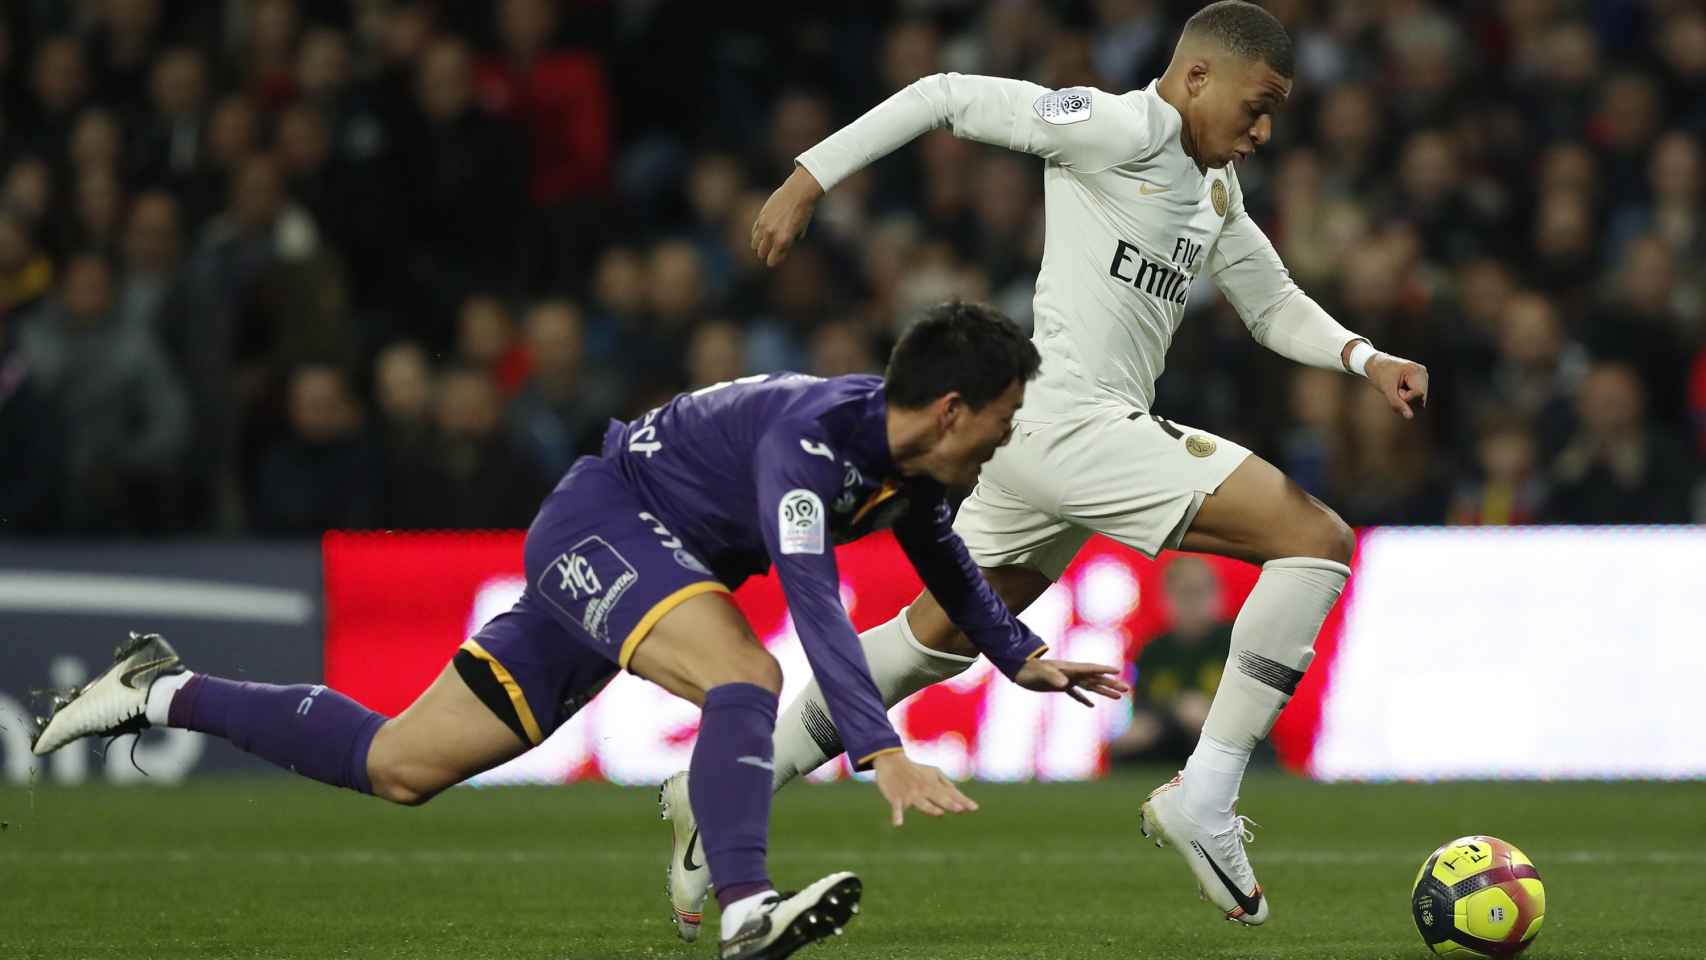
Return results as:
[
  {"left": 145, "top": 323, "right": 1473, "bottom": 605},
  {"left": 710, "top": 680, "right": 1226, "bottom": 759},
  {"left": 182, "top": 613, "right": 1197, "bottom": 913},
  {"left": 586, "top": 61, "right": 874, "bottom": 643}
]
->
[
  {"left": 872, "top": 751, "right": 977, "bottom": 826},
  {"left": 1365, "top": 353, "right": 1430, "bottom": 420},
  {"left": 752, "top": 165, "right": 825, "bottom": 267},
  {"left": 1013, "top": 658, "right": 1131, "bottom": 708}
]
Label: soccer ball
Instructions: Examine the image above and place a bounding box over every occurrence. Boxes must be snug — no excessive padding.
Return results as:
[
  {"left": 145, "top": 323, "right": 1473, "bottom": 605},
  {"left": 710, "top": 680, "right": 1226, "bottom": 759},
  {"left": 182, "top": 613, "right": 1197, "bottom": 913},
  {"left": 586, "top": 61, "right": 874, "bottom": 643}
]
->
[{"left": 1411, "top": 835, "right": 1546, "bottom": 957}]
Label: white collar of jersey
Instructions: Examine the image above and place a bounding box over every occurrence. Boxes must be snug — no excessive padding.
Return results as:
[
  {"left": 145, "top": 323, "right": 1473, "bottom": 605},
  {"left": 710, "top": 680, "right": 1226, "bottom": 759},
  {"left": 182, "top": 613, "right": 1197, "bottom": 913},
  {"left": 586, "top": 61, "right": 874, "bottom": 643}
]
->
[{"left": 1140, "top": 79, "right": 1187, "bottom": 160}]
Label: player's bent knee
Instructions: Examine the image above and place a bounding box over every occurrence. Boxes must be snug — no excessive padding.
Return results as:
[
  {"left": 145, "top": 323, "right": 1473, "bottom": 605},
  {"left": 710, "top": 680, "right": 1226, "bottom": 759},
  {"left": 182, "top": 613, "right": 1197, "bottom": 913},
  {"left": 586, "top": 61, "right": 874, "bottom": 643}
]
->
[
  {"left": 905, "top": 593, "right": 978, "bottom": 657},
  {"left": 728, "top": 645, "right": 784, "bottom": 694},
  {"left": 366, "top": 759, "right": 446, "bottom": 807},
  {"left": 364, "top": 723, "right": 456, "bottom": 806},
  {"left": 1298, "top": 505, "right": 1355, "bottom": 566}
]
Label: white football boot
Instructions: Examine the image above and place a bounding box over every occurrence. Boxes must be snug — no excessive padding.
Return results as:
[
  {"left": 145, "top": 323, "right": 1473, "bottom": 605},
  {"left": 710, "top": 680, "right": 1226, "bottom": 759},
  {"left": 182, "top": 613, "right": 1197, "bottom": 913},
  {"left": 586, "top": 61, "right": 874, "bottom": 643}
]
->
[
  {"left": 658, "top": 771, "right": 710, "bottom": 941},
  {"left": 32, "top": 632, "right": 184, "bottom": 756},
  {"left": 719, "top": 872, "right": 861, "bottom": 960},
  {"left": 1139, "top": 773, "right": 1270, "bottom": 925}
]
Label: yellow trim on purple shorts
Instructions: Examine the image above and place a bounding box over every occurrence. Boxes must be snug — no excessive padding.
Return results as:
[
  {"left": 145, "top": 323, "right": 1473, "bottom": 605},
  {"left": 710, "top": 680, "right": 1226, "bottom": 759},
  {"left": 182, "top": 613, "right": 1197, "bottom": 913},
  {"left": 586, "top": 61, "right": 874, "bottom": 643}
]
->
[
  {"left": 617, "top": 581, "right": 731, "bottom": 670},
  {"left": 459, "top": 638, "right": 545, "bottom": 745}
]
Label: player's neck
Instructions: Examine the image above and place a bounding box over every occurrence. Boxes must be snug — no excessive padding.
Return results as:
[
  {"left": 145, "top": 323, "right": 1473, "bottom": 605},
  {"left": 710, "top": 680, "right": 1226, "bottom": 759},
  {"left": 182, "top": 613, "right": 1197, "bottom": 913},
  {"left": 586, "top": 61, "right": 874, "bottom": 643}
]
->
[
  {"left": 885, "top": 407, "right": 937, "bottom": 477},
  {"left": 1156, "top": 71, "right": 1206, "bottom": 171}
]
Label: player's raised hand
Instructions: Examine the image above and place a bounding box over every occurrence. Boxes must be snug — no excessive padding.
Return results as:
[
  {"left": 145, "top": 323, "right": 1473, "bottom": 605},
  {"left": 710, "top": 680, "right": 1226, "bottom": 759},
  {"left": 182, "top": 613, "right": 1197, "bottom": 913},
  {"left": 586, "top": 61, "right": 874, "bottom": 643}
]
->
[
  {"left": 1013, "top": 658, "right": 1131, "bottom": 707},
  {"left": 751, "top": 165, "right": 825, "bottom": 267},
  {"left": 871, "top": 751, "right": 978, "bottom": 827},
  {"left": 1365, "top": 353, "right": 1430, "bottom": 420}
]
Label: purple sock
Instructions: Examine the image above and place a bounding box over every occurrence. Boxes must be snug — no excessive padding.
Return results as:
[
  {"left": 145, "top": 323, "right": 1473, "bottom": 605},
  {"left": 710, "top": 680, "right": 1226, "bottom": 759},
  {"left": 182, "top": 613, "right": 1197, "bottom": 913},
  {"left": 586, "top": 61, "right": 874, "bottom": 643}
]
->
[
  {"left": 691, "top": 682, "right": 779, "bottom": 909},
  {"left": 169, "top": 675, "right": 386, "bottom": 794}
]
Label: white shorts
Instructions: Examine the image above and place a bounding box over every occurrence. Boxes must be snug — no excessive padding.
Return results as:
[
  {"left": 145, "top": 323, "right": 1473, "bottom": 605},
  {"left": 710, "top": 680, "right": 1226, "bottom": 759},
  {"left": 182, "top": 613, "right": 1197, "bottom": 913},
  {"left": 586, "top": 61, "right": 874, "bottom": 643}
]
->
[{"left": 953, "top": 402, "right": 1251, "bottom": 580}]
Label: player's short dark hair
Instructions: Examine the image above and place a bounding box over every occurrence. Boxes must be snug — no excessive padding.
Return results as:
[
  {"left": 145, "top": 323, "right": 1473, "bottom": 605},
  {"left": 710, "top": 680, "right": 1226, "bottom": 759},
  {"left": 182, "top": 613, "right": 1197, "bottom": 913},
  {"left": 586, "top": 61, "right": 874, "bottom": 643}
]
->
[
  {"left": 1184, "top": 1, "right": 1294, "bottom": 79},
  {"left": 883, "top": 301, "right": 1041, "bottom": 411}
]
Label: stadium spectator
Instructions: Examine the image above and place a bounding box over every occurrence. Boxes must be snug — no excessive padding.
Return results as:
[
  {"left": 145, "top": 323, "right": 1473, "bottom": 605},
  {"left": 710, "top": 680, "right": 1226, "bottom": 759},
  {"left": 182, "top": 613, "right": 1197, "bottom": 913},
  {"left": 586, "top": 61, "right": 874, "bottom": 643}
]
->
[
  {"left": 456, "top": 293, "right": 529, "bottom": 396},
  {"left": 17, "top": 251, "right": 190, "bottom": 532},
  {"left": 1332, "top": 384, "right": 1451, "bottom": 527},
  {"left": 809, "top": 320, "right": 879, "bottom": 379},
  {"left": 133, "top": 47, "right": 210, "bottom": 189},
  {"left": 2, "top": 155, "right": 56, "bottom": 225},
  {"left": 1551, "top": 362, "right": 1697, "bottom": 524},
  {"left": 508, "top": 299, "right": 622, "bottom": 477},
  {"left": 176, "top": 93, "right": 259, "bottom": 225},
  {"left": 1480, "top": 293, "right": 1586, "bottom": 458},
  {"left": 252, "top": 361, "right": 380, "bottom": 534},
  {"left": 1279, "top": 367, "right": 1343, "bottom": 500},
  {"left": 235, "top": 0, "right": 301, "bottom": 114},
  {"left": 684, "top": 319, "right": 748, "bottom": 391},
  {"left": 371, "top": 339, "right": 434, "bottom": 516},
  {"left": 0, "top": 206, "right": 54, "bottom": 316},
  {"left": 1448, "top": 413, "right": 1549, "bottom": 527},
  {"left": 384, "top": 363, "right": 545, "bottom": 530},
  {"left": 25, "top": 35, "right": 90, "bottom": 163},
  {"left": 0, "top": 297, "right": 67, "bottom": 533},
  {"left": 68, "top": 107, "right": 123, "bottom": 179},
  {"left": 69, "top": 165, "right": 125, "bottom": 253},
  {"left": 84, "top": 0, "right": 164, "bottom": 114},
  {"left": 116, "top": 189, "right": 184, "bottom": 340},
  {"left": 1110, "top": 557, "right": 1234, "bottom": 767},
  {"left": 394, "top": 37, "right": 526, "bottom": 334},
  {"left": 476, "top": 0, "right": 613, "bottom": 291}
]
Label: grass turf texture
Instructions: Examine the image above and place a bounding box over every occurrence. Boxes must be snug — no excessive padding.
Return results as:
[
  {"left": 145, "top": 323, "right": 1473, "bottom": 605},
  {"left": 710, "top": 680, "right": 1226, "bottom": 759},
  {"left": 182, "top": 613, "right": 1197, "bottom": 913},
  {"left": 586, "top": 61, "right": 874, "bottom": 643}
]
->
[{"left": 3, "top": 770, "right": 1703, "bottom": 959}]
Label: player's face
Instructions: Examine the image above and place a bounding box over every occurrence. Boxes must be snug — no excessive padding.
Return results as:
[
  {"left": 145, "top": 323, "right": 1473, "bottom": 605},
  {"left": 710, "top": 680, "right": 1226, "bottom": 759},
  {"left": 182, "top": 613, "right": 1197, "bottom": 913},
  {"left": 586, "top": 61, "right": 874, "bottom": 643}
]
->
[
  {"left": 1192, "top": 57, "right": 1291, "bottom": 168},
  {"left": 930, "top": 379, "right": 1025, "bottom": 489}
]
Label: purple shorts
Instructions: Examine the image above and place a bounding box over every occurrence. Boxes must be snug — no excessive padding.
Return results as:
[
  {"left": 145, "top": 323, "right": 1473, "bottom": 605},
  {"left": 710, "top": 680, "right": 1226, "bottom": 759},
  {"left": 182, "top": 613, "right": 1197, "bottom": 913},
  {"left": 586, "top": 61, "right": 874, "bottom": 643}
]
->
[{"left": 457, "top": 456, "right": 728, "bottom": 745}]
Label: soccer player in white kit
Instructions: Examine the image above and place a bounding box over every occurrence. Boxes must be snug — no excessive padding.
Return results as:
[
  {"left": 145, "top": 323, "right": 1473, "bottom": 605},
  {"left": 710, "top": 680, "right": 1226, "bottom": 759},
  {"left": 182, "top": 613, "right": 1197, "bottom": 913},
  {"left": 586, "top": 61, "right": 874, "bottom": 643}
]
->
[{"left": 662, "top": 1, "right": 1430, "bottom": 935}]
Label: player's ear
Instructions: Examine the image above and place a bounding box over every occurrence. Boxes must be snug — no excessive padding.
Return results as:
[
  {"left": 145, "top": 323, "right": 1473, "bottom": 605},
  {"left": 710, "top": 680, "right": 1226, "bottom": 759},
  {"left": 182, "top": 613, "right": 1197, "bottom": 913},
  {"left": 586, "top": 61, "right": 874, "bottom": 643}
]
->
[
  {"left": 936, "top": 391, "right": 964, "bottom": 432},
  {"left": 1187, "top": 59, "right": 1210, "bottom": 96}
]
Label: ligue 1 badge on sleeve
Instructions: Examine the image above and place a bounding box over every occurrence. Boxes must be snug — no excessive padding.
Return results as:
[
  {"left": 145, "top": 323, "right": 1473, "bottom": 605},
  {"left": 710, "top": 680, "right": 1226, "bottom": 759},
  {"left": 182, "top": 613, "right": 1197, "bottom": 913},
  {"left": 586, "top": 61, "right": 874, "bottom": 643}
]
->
[
  {"left": 1211, "top": 180, "right": 1228, "bottom": 217},
  {"left": 1034, "top": 87, "right": 1092, "bottom": 125}
]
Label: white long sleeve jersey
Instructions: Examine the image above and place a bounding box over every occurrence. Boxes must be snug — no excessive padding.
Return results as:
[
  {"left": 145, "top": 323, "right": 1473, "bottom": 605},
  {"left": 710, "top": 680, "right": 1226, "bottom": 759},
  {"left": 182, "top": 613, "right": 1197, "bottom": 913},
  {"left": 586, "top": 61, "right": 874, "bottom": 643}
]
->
[{"left": 799, "top": 74, "right": 1357, "bottom": 417}]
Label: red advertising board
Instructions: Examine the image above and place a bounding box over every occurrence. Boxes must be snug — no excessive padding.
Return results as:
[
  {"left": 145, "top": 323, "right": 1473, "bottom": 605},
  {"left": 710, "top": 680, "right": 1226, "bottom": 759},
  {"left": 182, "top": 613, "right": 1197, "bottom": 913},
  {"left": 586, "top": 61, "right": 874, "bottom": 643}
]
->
[{"left": 324, "top": 531, "right": 1343, "bottom": 782}]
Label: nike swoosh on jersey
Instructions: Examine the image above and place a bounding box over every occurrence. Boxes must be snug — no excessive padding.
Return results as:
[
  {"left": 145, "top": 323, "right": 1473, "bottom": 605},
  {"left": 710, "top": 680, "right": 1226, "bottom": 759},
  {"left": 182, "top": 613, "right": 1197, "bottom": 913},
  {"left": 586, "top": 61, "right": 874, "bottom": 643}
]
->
[
  {"left": 120, "top": 657, "right": 179, "bottom": 690},
  {"left": 737, "top": 755, "right": 775, "bottom": 771},
  {"left": 1191, "top": 840, "right": 1263, "bottom": 916},
  {"left": 683, "top": 827, "right": 702, "bottom": 871},
  {"left": 1138, "top": 182, "right": 1167, "bottom": 195}
]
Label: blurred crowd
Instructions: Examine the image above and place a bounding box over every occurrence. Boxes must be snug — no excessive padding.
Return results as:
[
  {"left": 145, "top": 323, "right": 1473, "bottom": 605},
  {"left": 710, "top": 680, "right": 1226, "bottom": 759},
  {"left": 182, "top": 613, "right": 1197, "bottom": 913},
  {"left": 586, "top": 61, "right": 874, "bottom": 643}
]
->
[{"left": 0, "top": 0, "right": 1702, "bottom": 536}]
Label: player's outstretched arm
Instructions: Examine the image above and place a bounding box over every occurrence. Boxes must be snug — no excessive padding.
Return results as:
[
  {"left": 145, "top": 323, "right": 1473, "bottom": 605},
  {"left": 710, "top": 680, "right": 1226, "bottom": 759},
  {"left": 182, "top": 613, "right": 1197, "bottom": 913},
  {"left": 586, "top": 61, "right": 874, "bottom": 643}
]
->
[
  {"left": 755, "top": 428, "right": 976, "bottom": 825},
  {"left": 1211, "top": 174, "right": 1431, "bottom": 419},
  {"left": 893, "top": 500, "right": 1129, "bottom": 707},
  {"left": 754, "top": 73, "right": 1152, "bottom": 267}
]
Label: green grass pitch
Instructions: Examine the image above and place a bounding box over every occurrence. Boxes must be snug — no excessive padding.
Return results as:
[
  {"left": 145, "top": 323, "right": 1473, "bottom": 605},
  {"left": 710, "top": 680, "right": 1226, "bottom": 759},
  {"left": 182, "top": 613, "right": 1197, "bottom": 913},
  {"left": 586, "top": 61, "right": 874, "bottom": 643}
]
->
[{"left": 4, "top": 770, "right": 1704, "bottom": 959}]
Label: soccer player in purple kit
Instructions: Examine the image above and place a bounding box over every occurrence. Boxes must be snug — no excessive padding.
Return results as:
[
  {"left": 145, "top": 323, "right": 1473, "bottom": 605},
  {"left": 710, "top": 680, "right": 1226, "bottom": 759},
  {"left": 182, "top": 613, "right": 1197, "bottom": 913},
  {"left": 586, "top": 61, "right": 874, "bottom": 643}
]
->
[{"left": 32, "top": 302, "right": 1128, "bottom": 960}]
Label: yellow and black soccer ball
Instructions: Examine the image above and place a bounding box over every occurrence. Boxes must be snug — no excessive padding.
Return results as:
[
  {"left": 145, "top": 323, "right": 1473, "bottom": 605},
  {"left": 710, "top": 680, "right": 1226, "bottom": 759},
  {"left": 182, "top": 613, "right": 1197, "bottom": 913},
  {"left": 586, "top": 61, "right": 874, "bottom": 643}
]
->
[{"left": 1412, "top": 835, "right": 1546, "bottom": 957}]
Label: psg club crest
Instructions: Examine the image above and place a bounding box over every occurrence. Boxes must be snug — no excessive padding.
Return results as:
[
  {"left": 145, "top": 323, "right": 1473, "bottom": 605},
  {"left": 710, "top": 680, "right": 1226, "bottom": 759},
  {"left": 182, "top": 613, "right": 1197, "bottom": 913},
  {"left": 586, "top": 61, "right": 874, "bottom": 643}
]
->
[{"left": 1211, "top": 180, "right": 1228, "bottom": 217}]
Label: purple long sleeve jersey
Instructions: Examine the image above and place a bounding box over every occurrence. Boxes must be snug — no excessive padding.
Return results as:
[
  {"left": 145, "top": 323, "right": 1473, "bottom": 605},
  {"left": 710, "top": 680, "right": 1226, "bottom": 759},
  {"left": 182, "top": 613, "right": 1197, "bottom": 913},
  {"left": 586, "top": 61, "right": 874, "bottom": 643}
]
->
[{"left": 602, "top": 372, "right": 1046, "bottom": 768}]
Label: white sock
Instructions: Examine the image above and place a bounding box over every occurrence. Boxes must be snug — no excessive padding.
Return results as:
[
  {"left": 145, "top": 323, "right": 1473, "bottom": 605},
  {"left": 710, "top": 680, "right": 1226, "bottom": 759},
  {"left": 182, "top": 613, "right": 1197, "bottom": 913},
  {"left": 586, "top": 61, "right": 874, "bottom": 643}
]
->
[
  {"left": 770, "top": 606, "right": 975, "bottom": 790},
  {"left": 1182, "top": 557, "right": 1349, "bottom": 826},
  {"left": 720, "top": 889, "right": 777, "bottom": 940},
  {"left": 145, "top": 671, "right": 196, "bottom": 726}
]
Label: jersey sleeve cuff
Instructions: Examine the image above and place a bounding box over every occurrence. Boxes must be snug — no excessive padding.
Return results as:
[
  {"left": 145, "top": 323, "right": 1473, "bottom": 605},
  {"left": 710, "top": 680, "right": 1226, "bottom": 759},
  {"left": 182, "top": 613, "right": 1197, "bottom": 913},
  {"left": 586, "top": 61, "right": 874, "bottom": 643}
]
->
[
  {"left": 989, "top": 640, "right": 1049, "bottom": 681},
  {"left": 851, "top": 744, "right": 905, "bottom": 772}
]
